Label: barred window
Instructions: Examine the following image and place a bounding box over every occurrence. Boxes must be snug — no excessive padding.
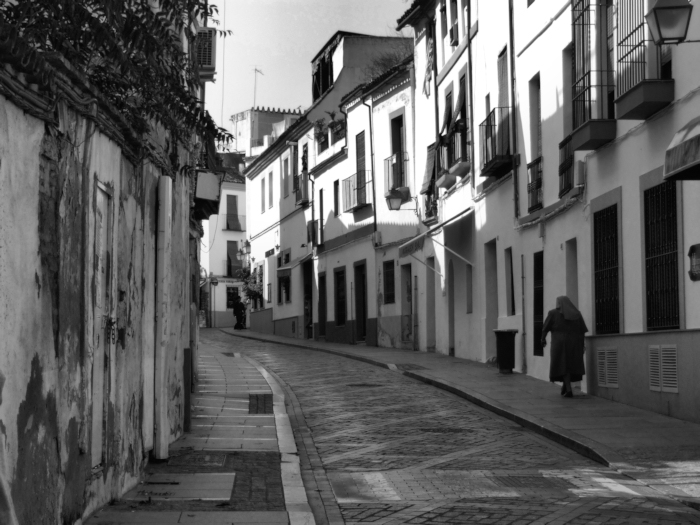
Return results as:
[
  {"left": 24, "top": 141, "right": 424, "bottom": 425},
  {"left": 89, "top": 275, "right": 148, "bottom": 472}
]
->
[
  {"left": 533, "top": 251, "right": 544, "bottom": 356},
  {"left": 644, "top": 181, "right": 680, "bottom": 331},
  {"left": 594, "top": 204, "right": 620, "bottom": 334},
  {"left": 383, "top": 261, "right": 395, "bottom": 304}
]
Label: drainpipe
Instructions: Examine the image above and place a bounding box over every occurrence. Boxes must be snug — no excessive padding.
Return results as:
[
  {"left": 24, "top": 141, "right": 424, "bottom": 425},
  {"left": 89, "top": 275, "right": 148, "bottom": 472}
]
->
[
  {"left": 361, "top": 97, "right": 378, "bottom": 234},
  {"left": 508, "top": 0, "right": 520, "bottom": 218},
  {"left": 466, "top": 1, "right": 476, "bottom": 190},
  {"left": 431, "top": 19, "right": 440, "bottom": 144},
  {"left": 520, "top": 254, "right": 527, "bottom": 374}
]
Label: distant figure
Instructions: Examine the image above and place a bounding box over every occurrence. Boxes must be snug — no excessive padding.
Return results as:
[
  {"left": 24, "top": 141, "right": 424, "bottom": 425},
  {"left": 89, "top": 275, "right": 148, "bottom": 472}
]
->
[
  {"left": 233, "top": 295, "right": 246, "bottom": 330},
  {"left": 541, "top": 296, "right": 588, "bottom": 398}
]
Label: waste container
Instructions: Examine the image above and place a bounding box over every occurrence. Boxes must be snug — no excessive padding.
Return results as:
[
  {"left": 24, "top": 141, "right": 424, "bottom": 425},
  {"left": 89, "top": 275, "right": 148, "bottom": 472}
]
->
[{"left": 494, "top": 329, "right": 518, "bottom": 374}]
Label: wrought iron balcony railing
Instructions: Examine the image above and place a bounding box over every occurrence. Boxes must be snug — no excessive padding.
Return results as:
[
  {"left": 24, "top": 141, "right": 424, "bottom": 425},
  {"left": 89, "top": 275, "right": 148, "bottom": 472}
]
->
[
  {"left": 294, "top": 172, "right": 310, "bottom": 206},
  {"left": 342, "top": 171, "right": 372, "bottom": 212},
  {"left": 527, "top": 156, "right": 543, "bottom": 213},
  {"left": 384, "top": 152, "right": 409, "bottom": 194},
  {"left": 480, "top": 107, "right": 512, "bottom": 177},
  {"left": 423, "top": 180, "right": 439, "bottom": 224}
]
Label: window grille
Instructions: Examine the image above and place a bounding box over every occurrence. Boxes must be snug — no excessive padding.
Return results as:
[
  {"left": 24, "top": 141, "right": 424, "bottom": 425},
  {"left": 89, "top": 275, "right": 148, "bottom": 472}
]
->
[
  {"left": 533, "top": 251, "right": 544, "bottom": 356},
  {"left": 335, "top": 269, "right": 346, "bottom": 326},
  {"left": 572, "top": 0, "right": 592, "bottom": 129},
  {"left": 617, "top": 0, "right": 647, "bottom": 97},
  {"left": 594, "top": 204, "right": 620, "bottom": 334},
  {"left": 383, "top": 261, "right": 395, "bottom": 304},
  {"left": 527, "top": 157, "right": 543, "bottom": 213},
  {"left": 558, "top": 135, "right": 574, "bottom": 197},
  {"left": 343, "top": 171, "right": 371, "bottom": 212},
  {"left": 644, "top": 181, "right": 679, "bottom": 331},
  {"left": 318, "top": 274, "right": 327, "bottom": 336}
]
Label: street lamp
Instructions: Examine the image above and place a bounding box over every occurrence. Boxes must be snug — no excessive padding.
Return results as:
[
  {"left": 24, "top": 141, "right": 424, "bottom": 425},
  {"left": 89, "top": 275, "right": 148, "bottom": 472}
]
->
[
  {"left": 646, "top": 0, "right": 694, "bottom": 45},
  {"left": 209, "top": 274, "right": 219, "bottom": 328},
  {"left": 385, "top": 189, "right": 404, "bottom": 211}
]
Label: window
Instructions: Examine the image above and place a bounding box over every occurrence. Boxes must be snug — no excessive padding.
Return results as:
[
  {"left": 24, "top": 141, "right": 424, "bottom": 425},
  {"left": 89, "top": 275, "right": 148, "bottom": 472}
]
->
[
  {"left": 594, "top": 204, "right": 620, "bottom": 334},
  {"left": 319, "top": 189, "right": 324, "bottom": 245},
  {"left": 277, "top": 275, "right": 290, "bottom": 303},
  {"left": 268, "top": 172, "right": 273, "bottom": 208},
  {"left": 318, "top": 274, "right": 327, "bottom": 336},
  {"left": 528, "top": 74, "right": 543, "bottom": 212},
  {"left": 355, "top": 131, "right": 367, "bottom": 205},
  {"left": 226, "top": 287, "right": 239, "bottom": 309},
  {"left": 226, "top": 195, "right": 242, "bottom": 230},
  {"left": 283, "top": 158, "right": 289, "bottom": 197},
  {"left": 383, "top": 261, "right": 395, "bottom": 304},
  {"left": 334, "top": 268, "right": 346, "bottom": 326},
  {"left": 533, "top": 251, "right": 544, "bottom": 356},
  {"left": 226, "top": 241, "right": 241, "bottom": 277},
  {"left": 388, "top": 114, "right": 406, "bottom": 190},
  {"left": 333, "top": 180, "right": 339, "bottom": 216},
  {"left": 505, "top": 248, "right": 515, "bottom": 316},
  {"left": 261, "top": 178, "right": 265, "bottom": 213},
  {"left": 302, "top": 144, "right": 309, "bottom": 173},
  {"left": 267, "top": 283, "right": 272, "bottom": 303},
  {"left": 644, "top": 181, "right": 680, "bottom": 331}
]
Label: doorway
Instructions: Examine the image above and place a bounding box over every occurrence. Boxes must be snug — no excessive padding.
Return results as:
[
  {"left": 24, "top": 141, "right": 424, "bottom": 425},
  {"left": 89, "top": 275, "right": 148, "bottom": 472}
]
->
[
  {"left": 92, "top": 183, "right": 114, "bottom": 468},
  {"left": 426, "top": 257, "right": 436, "bottom": 352},
  {"left": 354, "top": 263, "right": 367, "bottom": 342},
  {"left": 318, "top": 273, "right": 327, "bottom": 337},
  {"left": 401, "top": 264, "right": 413, "bottom": 342},
  {"left": 448, "top": 260, "right": 455, "bottom": 356},
  {"left": 484, "top": 240, "right": 498, "bottom": 360},
  {"left": 565, "top": 239, "right": 579, "bottom": 307},
  {"left": 303, "top": 260, "right": 313, "bottom": 339}
]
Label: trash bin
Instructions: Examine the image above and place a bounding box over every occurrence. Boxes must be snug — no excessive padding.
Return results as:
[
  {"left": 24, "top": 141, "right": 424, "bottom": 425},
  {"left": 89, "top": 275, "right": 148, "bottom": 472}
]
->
[{"left": 494, "top": 329, "right": 518, "bottom": 374}]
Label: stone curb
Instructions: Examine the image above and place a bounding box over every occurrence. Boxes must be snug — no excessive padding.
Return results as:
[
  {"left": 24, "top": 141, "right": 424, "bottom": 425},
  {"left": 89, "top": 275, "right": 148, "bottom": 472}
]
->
[{"left": 220, "top": 329, "right": 621, "bottom": 468}]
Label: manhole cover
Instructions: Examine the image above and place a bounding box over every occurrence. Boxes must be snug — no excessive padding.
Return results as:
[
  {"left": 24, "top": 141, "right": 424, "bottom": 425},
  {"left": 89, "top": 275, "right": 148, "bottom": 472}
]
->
[
  {"left": 419, "top": 428, "right": 466, "bottom": 433},
  {"left": 395, "top": 363, "right": 428, "bottom": 371},
  {"left": 168, "top": 453, "right": 226, "bottom": 467},
  {"left": 493, "top": 476, "right": 573, "bottom": 489},
  {"left": 346, "top": 383, "right": 383, "bottom": 388}
]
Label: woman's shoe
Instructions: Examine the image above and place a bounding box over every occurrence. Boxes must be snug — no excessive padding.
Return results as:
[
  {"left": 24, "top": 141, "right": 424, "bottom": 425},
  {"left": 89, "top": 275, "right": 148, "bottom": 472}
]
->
[
  {"left": 561, "top": 384, "right": 566, "bottom": 396},
  {"left": 563, "top": 391, "right": 573, "bottom": 398}
]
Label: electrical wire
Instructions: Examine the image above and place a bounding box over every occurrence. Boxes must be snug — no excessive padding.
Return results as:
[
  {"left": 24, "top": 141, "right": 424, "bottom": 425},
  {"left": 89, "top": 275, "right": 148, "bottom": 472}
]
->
[{"left": 200, "top": 213, "right": 219, "bottom": 253}]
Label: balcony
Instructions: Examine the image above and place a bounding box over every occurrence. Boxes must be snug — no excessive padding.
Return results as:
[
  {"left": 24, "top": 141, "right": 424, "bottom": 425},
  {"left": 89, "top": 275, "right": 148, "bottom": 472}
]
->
[
  {"left": 317, "top": 132, "right": 329, "bottom": 154},
  {"left": 614, "top": 4, "right": 674, "bottom": 120},
  {"left": 293, "top": 172, "right": 310, "bottom": 206},
  {"left": 558, "top": 135, "right": 574, "bottom": 198},
  {"left": 437, "top": 125, "right": 470, "bottom": 189},
  {"left": 223, "top": 259, "right": 243, "bottom": 279},
  {"left": 250, "top": 138, "right": 264, "bottom": 148},
  {"left": 449, "top": 21, "right": 459, "bottom": 46},
  {"left": 571, "top": 71, "right": 616, "bottom": 151},
  {"left": 223, "top": 213, "right": 246, "bottom": 231},
  {"left": 331, "top": 121, "right": 346, "bottom": 145},
  {"left": 480, "top": 107, "right": 512, "bottom": 178},
  {"left": 527, "top": 157, "right": 543, "bottom": 213},
  {"left": 384, "top": 152, "right": 409, "bottom": 196},
  {"left": 343, "top": 171, "right": 372, "bottom": 212}
]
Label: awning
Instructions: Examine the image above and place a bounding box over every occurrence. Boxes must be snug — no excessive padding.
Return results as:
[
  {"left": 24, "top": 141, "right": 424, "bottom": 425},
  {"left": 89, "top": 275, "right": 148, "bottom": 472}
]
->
[
  {"left": 420, "top": 144, "right": 437, "bottom": 195},
  {"left": 664, "top": 116, "right": 700, "bottom": 181},
  {"left": 398, "top": 207, "right": 475, "bottom": 265},
  {"left": 276, "top": 253, "right": 312, "bottom": 277}
]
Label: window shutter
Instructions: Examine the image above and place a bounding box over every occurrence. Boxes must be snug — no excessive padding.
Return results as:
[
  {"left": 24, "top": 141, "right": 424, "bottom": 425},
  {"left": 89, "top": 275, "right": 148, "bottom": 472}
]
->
[
  {"left": 605, "top": 348, "right": 618, "bottom": 388},
  {"left": 649, "top": 345, "right": 661, "bottom": 392},
  {"left": 661, "top": 344, "right": 678, "bottom": 393}
]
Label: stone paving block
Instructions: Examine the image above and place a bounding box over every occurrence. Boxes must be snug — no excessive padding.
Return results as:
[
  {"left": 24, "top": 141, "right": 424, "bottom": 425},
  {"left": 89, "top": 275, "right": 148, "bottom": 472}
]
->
[
  {"left": 178, "top": 511, "right": 289, "bottom": 523},
  {"left": 86, "top": 511, "right": 182, "bottom": 524}
]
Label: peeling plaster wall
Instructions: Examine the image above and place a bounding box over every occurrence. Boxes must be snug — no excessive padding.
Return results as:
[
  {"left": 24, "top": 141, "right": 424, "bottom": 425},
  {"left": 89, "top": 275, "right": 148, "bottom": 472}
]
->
[{"left": 0, "top": 91, "right": 189, "bottom": 523}]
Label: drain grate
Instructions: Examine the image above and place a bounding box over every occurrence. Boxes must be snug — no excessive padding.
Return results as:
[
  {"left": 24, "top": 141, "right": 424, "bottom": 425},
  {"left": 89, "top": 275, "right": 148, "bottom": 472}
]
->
[
  {"left": 492, "top": 476, "right": 574, "bottom": 489},
  {"left": 346, "top": 383, "right": 384, "bottom": 388},
  {"left": 222, "top": 352, "right": 236, "bottom": 357},
  {"left": 249, "top": 393, "right": 273, "bottom": 414}
]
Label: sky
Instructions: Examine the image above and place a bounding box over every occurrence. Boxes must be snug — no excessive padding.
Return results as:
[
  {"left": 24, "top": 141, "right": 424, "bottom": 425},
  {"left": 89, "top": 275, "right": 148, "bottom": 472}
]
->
[{"left": 203, "top": 0, "right": 413, "bottom": 134}]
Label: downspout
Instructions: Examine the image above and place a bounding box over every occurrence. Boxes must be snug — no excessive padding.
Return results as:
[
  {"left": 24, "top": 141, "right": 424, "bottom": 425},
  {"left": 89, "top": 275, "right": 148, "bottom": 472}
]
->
[
  {"left": 520, "top": 253, "right": 527, "bottom": 374},
  {"left": 508, "top": 0, "right": 520, "bottom": 218},
  {"left": 361, "top": 96, "right": 378, "bottom": 234},
  {"left": 431, "top": 18, "right": 440, "bottom": 143}
]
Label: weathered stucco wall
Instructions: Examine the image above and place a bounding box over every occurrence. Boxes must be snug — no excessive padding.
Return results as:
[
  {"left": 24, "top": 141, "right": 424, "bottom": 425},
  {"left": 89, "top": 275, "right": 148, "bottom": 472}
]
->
[{"left": 0, "top": 88, "right": 190, "bottom": 524}]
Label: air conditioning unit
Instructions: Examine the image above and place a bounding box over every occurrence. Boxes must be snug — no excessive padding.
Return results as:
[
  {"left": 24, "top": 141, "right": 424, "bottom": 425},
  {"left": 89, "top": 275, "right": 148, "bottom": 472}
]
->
[{"left": 197, "top": 28, "right": 217, "bottom": 78}]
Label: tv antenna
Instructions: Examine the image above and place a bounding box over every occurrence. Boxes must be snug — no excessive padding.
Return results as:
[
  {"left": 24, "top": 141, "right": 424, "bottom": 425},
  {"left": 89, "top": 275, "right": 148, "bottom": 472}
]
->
[{"left": 253, "top": 67, "right": 264, "bottom": 109}]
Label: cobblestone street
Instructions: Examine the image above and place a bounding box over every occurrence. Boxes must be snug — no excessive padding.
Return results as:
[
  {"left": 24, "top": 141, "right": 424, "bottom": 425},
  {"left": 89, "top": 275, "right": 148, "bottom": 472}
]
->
[{"left": 203, "top": 330, "right": 700, "bottom": 525}]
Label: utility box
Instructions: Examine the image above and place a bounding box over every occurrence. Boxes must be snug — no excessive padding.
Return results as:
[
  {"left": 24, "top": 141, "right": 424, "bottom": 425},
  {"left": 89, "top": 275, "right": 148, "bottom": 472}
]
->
[{"left": 494, "top": 329, "right": 518, "bottom": 374}]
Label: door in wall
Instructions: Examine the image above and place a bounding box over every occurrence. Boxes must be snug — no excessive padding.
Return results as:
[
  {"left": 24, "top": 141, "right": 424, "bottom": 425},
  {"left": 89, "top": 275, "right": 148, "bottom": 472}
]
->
[
  {"left": 401, "top": 264, "right": 413, "bottom": 342},
  {"left": 92, "top": 183, "right": 114, "bottom": 468},
  {"left": 354, "top": 263, "right": 367, "bottom": 342},
  {"left": 318, "top": 274, "right": 327, "bottom": 337},
  {"left": 304, "top": 260, "right": 313, "bottom": 339}
]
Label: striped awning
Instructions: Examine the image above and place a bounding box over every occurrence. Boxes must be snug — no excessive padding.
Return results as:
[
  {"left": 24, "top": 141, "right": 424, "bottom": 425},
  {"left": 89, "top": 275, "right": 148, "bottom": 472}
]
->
[{"left": 420, "top": 144, "right": 437, "bottom": 195}]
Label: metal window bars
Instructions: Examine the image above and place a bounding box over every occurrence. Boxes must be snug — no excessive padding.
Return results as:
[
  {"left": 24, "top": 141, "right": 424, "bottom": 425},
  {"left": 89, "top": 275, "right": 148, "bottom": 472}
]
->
[
  {"left": 294, "top": 172, "right": 309, "bottom": 205},
  {"left": 558, "top": 135, "right": 574, "bottom": 197},
  {"left": 644, "top": 181, "right": 680, "bottom": 331},
  {"left": 342, "top": 171, "right": 372, "bottom": 212},
  {"left": 617, "top": 0, "right": 657, "bottom": 98},
  {"left": 424, "top": 180, "right": 439, "bottom": 222},
  {"left": 527, "top": 156, "right": 543, "bottom": 213},
  {"left": 331, "top": 121, "right": 346, "bottom": 145},
  {"left": 384, "top": 152, "right": 409, "bottom": 191},
  {"left": 317, "top": 132, "right": 329, "bottom": 153},
  {"left": 594, "top": 204, "right": 620, "bottom": 334}
]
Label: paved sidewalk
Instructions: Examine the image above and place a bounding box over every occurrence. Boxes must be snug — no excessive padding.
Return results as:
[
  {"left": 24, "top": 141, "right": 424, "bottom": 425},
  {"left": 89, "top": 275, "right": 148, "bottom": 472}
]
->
[
  {"left": 222, "top": 328, "right": 700, "bottom": 512},
  {"left": 86, "top": 345, "right": 315, "bottom": 525}
]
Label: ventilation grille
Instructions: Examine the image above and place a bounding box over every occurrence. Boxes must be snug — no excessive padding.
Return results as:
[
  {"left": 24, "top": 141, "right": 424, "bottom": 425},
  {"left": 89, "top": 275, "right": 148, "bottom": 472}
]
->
[
  {"left": 649, "top": 345, "right": 678, "bottom": 393},
  {"left": 197, "top": 28, "right": 216, "bottom": 70},
  {"left": 597, "top": 347, "right": 619, "bottom": 388}
]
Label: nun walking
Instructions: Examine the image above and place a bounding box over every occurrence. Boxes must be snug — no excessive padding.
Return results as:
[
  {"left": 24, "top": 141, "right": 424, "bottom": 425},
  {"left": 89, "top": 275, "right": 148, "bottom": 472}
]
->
[{"left": 541, "top": 296, "right": 588, "bottom": 397}]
